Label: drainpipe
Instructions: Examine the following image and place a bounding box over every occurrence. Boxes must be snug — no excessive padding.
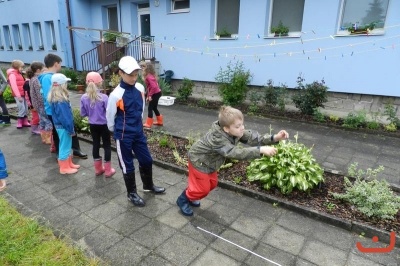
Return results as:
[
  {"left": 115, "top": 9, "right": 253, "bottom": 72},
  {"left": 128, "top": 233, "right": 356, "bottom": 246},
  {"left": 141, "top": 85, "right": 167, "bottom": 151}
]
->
[
  {"left": 66, "top": 0, "right": 77, "bottom": 69},
  {"left": 118, "top": 0, "right": 122, "bottom": 32}
]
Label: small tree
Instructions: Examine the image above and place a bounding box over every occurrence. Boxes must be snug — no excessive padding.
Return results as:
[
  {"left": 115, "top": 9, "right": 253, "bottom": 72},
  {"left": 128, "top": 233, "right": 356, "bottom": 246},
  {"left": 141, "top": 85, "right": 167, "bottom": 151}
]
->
[
  {"left": 177, "top": 78, "right": 194, "bottom": 101},
  {"left": 292, "top": 75, "right": 328, "bottom": 115},
  {"left": 215, "top": 61, "right": 252, "bottom": 106}
]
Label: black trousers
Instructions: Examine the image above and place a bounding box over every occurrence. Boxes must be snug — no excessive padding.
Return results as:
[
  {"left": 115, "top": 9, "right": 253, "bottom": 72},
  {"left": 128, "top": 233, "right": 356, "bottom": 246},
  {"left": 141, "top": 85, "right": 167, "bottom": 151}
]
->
[
  {"left": 0, "top": 94, "right": 9, "bottom": 116},
  {"left": 147, "top": 91, "right": 162, "bottom": 118},
  {"left": 90, "top": 124, "right": 111, "bottom": 161}
]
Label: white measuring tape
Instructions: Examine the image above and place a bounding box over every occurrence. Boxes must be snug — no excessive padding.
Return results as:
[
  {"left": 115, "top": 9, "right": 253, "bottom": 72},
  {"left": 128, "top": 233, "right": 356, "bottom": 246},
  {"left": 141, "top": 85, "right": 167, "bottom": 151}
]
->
[{"left": 196, "top": 226, "right": 282, "bottom": 266}]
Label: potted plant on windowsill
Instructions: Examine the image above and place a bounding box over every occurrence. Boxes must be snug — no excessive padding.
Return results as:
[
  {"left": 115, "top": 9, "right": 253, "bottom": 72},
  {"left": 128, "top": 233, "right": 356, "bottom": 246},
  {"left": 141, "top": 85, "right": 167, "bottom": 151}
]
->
[
  {"left": 215, "top": 27, "right": 232, "bottom": 38},
  {"left": 347, "top": 22, "right": 376, "bottom": 35},
  {"left": 271, "top": 21, "right": 289, "bottom": 37}
]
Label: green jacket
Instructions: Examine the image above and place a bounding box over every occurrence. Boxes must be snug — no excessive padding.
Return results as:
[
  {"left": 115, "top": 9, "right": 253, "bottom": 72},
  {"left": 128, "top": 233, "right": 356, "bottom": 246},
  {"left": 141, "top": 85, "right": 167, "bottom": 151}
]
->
[{"left": 188, "top": 121, "right": 274, "bottom": 173}]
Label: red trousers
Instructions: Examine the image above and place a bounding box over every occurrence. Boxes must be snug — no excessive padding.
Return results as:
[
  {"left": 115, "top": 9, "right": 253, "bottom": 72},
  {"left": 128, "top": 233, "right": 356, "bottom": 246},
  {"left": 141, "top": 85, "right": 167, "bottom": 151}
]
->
[{"left": 186, "top": 161, "right": 218, "bottom": 201}]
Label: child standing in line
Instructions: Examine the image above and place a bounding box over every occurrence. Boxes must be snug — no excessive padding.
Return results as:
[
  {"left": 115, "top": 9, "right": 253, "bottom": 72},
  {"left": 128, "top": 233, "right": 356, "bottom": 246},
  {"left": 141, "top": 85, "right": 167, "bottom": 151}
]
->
[
  {"left": 80, "top": 72, "right": 115, "bottom": 178},
  {"left": 47, "top": 73, "right": 80, "bottom": 175},
  {"left": 23, "top": 68, "right": 40, "bottom": 135},
  {"left": 176, "top": 106, "right": 289, "bottom": 216},
  {"left": 106, "top": 56, "right": 165, "bottom": 207},
  {"left": 142, "top": 63, "right": 163, "bottom": 128},
  {"left": 7, "top": 60, "right": 31, "bottom": 129},
  {"left": 0, "top": 148, "right": 8, "bottom": 192},
  {"left": 29, "top": 62, "right": 52, "bottom": 143}
]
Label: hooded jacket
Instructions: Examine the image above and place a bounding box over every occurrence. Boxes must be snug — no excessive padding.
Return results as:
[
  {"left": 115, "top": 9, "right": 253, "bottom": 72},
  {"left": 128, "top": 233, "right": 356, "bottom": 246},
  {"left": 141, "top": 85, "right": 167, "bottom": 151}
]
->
[
  {"left": 38, "top": 72, "right": 54, "bottom": 116},
  {"left": 6, "top": 68, "right": 25, "bottom": 97},
  {"left": 188, "top": 121, "right": 274, "bottom": 173}
]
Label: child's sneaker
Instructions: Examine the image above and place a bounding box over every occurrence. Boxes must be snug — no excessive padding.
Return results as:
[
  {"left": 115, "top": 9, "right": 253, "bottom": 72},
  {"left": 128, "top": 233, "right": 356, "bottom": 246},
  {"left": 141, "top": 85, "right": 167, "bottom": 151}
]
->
[{"left": 189, "top": 200, "right": 201, "bottom": 207}]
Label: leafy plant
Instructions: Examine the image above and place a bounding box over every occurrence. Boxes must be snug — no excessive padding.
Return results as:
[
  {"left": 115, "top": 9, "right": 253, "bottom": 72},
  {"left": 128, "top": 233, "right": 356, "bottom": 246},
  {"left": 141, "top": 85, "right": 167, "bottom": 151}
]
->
[
  {"left": 313, "top": 108, "right": 326, "bottom": 123},
  {"left": 383, "top": 103, "right": 400, "bottom": 127},
  {"left": 233, "top": 176, "right": 243, "bottom": 184},
  {"left": 324, "top": 201, "right": 337, "bottom": 212},
  {"left": 342, "top": 111, "right": 367, "bottom": 128},
  {"left": 216, "top": 27, "right": 232, "bottom": 37},
  {"left": 103, "top": 31, "right": 124, "bottom": 42},
  {"left": 198, "top": 98, "right": 208, "bottom": 107},
  {"left": 366, "top": 121, "right": 380, "bottom": 130},
  {"left": 347, "top": 22, "right": 376, "bottom": 34},
  {"left": 52, "top": 43, "right": 57, "bottom": 50},
  {"left": 292, "top": 75, "right": 328, "bottom": 115},
  {"left": 110, "top": 73, "right": 120, "bottom": 87},
  {"left": 158, "top": 135, "right": 175, "bottom": 149},
  {"left": 173, "top": 149, "right": 187, "bottom": 167},
  {"left": 2, "top": 86, "right": 15, "bottom": 103},
  {"left": 28, "top": 45, "right": 33, "bottom": 50},
  {"left": 248, "top": 90, "right": 261, "bottom": 114},
  {"left": 271, "top": 21, "right": 289, "bottom": 36},
  {"left": 246, "top": 133, "right": 324, "bottom": 194},
  {"left": 185, "top": 131, "right": 201, "bottom": 150},
  {"left": 329, "top": 115, "right": 339, "bottom": 122},
  {"left": 215, "top": 61, "right": 252, "bottom": 106},
  {"left": 0, "top": 45, "right": 4, "bottom": 50},
  {"left": 384, "top": 123, "right": 397, "bottom": 132},
  {"left": 332, "top": 163, "right": 400, "bottom": 220},
  {"left": 177, "top": 78, "right": 194, "bottom": 101},
  {"left": 18, "top": 44, "right": 22, "bottom": 50},
  {"left": 59, "top": 68, "right": 79, "bottom": 85},
  {"left": 9, "top": 45, "right": 13, "bottom": 50},
  {"left": 158, "top": 77, "right": 172, "bottom": 95},
  {"left": 72, "top": 108, "right": 90, "bottom": 133},
  {"left": 263, "top": 80, "right": 287, "bottom": 111}
]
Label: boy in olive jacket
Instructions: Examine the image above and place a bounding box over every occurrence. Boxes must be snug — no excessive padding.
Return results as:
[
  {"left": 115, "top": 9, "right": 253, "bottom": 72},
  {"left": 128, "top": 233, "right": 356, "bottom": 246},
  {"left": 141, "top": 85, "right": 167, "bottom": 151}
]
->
[{"left": 176, "top": 106, "right": 289, "bottom": 216}]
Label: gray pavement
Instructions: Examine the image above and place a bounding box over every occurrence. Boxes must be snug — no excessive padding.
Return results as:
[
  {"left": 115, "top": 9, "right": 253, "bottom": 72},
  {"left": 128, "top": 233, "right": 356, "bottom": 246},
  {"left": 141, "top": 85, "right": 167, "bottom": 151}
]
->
[{"left": 0, "top": 92, "right": 399, "bottom": 265}]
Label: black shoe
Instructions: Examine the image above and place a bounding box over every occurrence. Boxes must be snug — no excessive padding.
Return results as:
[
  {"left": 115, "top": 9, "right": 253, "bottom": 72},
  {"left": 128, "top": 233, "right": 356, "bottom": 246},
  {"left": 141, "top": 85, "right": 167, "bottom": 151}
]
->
[
  {"left": 127, "top": 192, "right": 145, "bottom": 207},
  {"left": 73, "top": 150, "right": 88, "bottom": 159},
  {"left": 143, "top": 185, "right": 166, "bottom": 194},
  {"left": 176, "top": 190, "right": 193, "bottom": 216}
]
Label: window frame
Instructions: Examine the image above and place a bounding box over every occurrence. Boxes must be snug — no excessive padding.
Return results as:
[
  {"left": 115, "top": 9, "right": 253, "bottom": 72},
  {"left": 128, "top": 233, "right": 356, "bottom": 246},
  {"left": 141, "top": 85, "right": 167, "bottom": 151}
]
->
[
  {"left": 267, "top": 0, "right": 304, "bottom": 38},
  {"left": 33, "top": 22, "right": 44, "bottom": 50},
  {"left": 213, "top": 0, "right": 240, "bottom": 39},
  {"left": 336, "top": 0, "right": 389, "bottom": 36},
  {"left": 171, "top": 0, "right": 190, "bottom": 13}
]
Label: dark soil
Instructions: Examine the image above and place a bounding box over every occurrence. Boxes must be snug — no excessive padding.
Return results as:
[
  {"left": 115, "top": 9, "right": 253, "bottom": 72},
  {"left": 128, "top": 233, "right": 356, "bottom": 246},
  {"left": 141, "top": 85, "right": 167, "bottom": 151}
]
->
[{"left": 142, "top": 130, "right": 400, "bottom": 235}]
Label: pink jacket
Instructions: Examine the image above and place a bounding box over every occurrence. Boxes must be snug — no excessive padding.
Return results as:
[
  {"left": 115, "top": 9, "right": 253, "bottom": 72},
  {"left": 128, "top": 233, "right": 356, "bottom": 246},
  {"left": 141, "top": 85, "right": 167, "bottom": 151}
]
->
[
  {"left": 145, "top": 74, "right": 161, "bottom": 97},
  {"left": 7, "top": 68, "right": 25, "bottom": 98}
]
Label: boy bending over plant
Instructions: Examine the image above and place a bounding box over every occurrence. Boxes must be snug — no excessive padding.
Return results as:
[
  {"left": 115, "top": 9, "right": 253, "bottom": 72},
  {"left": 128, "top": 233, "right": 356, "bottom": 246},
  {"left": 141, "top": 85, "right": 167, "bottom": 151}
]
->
[{"left": 176, "top": 106, "right": 289, "bottom": 216}]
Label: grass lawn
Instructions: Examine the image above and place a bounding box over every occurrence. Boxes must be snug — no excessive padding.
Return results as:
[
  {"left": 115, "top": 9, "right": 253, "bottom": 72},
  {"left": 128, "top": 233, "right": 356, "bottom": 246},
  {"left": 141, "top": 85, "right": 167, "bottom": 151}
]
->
[{"left": 0, "top": 196, "right": 103, "bottom": 265}]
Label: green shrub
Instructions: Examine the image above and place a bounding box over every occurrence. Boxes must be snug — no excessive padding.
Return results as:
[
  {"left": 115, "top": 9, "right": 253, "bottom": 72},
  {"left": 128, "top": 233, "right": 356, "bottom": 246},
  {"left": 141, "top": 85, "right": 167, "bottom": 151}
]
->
[
  {"left": 332, "top": 163, "right": 400, "bottom": 220},
  {"left": 158, "top": 78, "right": 172, "bottom": 95},
  {"left": 263, "top": 79, "right": 287, "bottom": 111},
  {"left": 366, "top": 121, "right": 380, "bottom": 130},
  {"left": 246, "top": 133, "right": 324, "bottom": 194},
  {"left": 312, "top": 108, "right": 326, "bottom": 122},
  {"left": 177, "top": 78, "right": 194, "bottom": 101},
  {"left": 60, "top": 68, "right": 79, "bottom": 85},
  {"left": 72, "top": 108, "right": 90, "bottom": 133},
  {"left": 384, "top": 123, "right": 397, "bottom": 132},
  {"left": 215, "top": 61, "right": 252, "bottom": 106},
  {"left": 2, "top": 86, "right": 15, "bottom": 103},
  {"left": 292, "top": 75, "right": 328, "bottom": 115},
  {"left": 248, "top": 90, "right": 261, "bottom": 114},
  {"left": 383, "top": 103, "right": 400, "bottom": 128},
  {"left": 342, "top": 111, "right": 367, "bottom": 128}
]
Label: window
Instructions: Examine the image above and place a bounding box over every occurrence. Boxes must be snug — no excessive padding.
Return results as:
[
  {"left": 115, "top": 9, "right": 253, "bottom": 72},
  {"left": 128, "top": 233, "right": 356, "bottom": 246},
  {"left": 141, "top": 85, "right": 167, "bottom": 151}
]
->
[
  {"left": 33, "top": 22, "right": 44, "bottom": 50},
  {"left": 12, "top": 24, "right": 22, "bottom": 50},
  {"left": 22, "top": 23, "right": 32, "bottom": 50},
  {"left": 45, "top": 21, "right": 57, "bottom": 49},
  {"left": 3, "top": 26, "right": 12, "bottom": 50},
  {"left": 172, "top": 0, "right": 189, "bottom": 12},
  {"left": 215, "top": 0, "right": 240, "bottom": 37},
  {"left": 0, "top": 29, "right": 3, "bottom": 50},
  {"left": 269, "top": 0, "right": 304, "bottom": 37},
  {"left": 339, "top": 0, "right": 389, "bottom": 34},
  {"left": 108, "top": 6, "right": 119, "bottom": 31}
]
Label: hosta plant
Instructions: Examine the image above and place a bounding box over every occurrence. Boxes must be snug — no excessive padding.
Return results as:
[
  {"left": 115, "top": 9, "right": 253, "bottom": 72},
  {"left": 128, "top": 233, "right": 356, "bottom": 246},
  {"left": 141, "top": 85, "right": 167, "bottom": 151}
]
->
[{"left": 246, "top": 133, "right": 324, "bottom": 194}]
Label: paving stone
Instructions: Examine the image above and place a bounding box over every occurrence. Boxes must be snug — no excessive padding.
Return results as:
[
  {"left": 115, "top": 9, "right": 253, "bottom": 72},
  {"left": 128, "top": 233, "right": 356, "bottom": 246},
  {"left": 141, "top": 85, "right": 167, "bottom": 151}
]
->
[
  {"left": 63, "top": 213, "right": 101, "bottom": 241},
  {"left": 244, "top": 242, "right": 296, "bottom": 266},
  {"left": 68, "top": 189, "right": 110, "bottom": 212},
  {"left": 299, "top": 240, "right": 348, "bottom": 265},
  {"left": 137, "top": 254, "right": 174, "bottom": 266},
  {"left": 191, "top": 248, "right": 241, "bottom": 266},
  {"left": 276, "top": 212, "right": 319, "bottom": 236},
  {"left": 351, "top": 237, "right": 400, "bottom": 266},
  {"left": 198, "top": 202, "right": 242, "bottom": 227},
  {"left": 82, "top": 225, "right": 124, "bottom": 255},
  {"left": 129, "top": 220, "right": 177, "bottom": 249},
  {"left": 106, "top": 211, "right": 150, "bottom": 237},
  {"left": 346, "top": 253, "right": 382, "bottom": 266},
  {"left": 206, "top": 187, "right": 253, "bottom": 212},
  {"left": 155, "top": 233, "right": 206, "bottom": 265},
  {"left": 11, "top": 185, "right": 50, "bottom": 204},
  {"left": 93, "top": 179, "right": 125, "bottom": 199},
  {"left": 242, "top": 201, "right": 286, "bottom": 222},
  {"left": 24, "top": 194, "right": 64, "bottom": 213},
  {"left": 211, "top": 228, "right": 258, "bottom": 262},
  {"left": 103, "top": 238, "right": 150, "bottom": 266},
  {"left": 295, "top": 258, "right": 318, "bottom": 265},
  {"left": 181, "top": 215, "right": 225, "bottom": 245},
  {"left": 311, "top": 223, "right": 355, "bottom": 251},
  {"left": 262, "top": 225, "right": 305, "bottom": 255},
  {"left": 230, "top": 213, "right": 272, "bottom": 239},
  {"left": 156, "top": 205, "right": 191, "bottom": 229},
  {"left": 42, "top": 203, "right": 81, "bottom": 229},
  {"left": 133, "top": 197, "right": 173, "bottom": 219},
  {"left": 86, "top": 201, "right": 128, "bottom": 223}
]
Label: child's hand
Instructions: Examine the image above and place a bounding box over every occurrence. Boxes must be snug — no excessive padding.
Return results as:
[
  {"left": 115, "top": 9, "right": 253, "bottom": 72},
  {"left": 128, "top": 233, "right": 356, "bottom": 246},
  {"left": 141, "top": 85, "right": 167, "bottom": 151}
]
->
[
  {"left": 260, "top": 146, "right": 278, "bottom": 156},
  {"left": 274, "top": 130, "right": 289, "bottom": 141},
  {"left": 148, "top": 96, "right": 152, "bottom": 102}
]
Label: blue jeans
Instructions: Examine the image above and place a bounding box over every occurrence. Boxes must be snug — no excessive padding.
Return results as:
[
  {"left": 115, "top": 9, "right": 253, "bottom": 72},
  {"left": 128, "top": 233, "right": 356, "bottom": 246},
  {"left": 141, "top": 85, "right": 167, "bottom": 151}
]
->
[
  {"left": 56, "top": 129, "right": 72, "bottom": 161},
  {"left": 0, "top": 149, "right": 8, "bottom": 179}
]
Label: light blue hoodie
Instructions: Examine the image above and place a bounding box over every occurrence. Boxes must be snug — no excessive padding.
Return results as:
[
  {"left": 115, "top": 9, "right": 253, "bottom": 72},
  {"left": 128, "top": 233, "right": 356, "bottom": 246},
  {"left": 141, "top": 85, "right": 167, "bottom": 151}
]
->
[{"left": 38, "top": 72, "right": 54, "bottom": 116}]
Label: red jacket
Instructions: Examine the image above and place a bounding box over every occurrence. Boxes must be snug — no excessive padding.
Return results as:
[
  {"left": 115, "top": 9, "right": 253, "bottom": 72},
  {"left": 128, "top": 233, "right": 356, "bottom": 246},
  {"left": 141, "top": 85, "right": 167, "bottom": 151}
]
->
[{"left": 7, "top": 68, "right": 25, "bottom": 97}]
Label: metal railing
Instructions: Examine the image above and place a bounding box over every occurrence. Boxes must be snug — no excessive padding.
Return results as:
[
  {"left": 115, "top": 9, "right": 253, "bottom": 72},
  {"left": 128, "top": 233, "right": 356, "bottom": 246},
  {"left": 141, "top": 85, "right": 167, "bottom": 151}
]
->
[{"left": 81, "top": 36, "right": 155, "bottom": 72}]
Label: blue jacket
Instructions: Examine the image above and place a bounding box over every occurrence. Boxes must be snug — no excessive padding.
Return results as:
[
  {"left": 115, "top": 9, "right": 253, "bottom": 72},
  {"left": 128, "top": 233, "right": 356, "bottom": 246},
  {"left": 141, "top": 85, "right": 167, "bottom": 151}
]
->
[
  {"left": 106, "top": 80, "right": 145, "bottom": 140},
  {"left": 50, "top": 101, "right": 75, "bottom": 135},
  {"left": 38, "top": 72, "right": 54, "bottom": 116}
]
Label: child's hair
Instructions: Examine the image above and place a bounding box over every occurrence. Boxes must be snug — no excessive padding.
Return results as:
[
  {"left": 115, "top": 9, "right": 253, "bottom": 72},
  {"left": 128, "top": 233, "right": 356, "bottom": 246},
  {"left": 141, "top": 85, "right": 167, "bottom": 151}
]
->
[
  {"left": 44, "top": 53, "right": 62, "bottom": 68},
  {"left": 144, "top": 63, "right": 156, "bottom": 76},
  {"left": 26, "top": 68, "right": 34, "bottom": 79},
  {"left": 30, "top": 61, "right": 45, "bottom": 74},
  {"left": 218, "top": 106, "right": 244, "bottom": 128},
  {"left": 11, "top": 60, "right": 24, "bottom": 69},
  {"left": 85, "top": 82, "right": 102, "bottom": 107},
  {"left": 47, "top": 83, "right": 69, "bottom": 103}
]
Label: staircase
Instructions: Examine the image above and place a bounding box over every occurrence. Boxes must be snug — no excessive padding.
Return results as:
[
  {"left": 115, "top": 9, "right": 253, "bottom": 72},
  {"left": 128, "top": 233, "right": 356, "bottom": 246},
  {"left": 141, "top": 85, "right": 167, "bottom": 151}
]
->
[{"left": 81, "top": 36, "right": 155, "bottom": 73}]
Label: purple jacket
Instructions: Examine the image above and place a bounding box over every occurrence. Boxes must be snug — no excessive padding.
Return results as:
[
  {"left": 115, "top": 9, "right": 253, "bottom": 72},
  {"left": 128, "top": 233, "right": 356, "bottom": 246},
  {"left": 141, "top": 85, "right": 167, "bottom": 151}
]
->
[{"left": 80, "top": 91, "right": 108, "bottom": 125}]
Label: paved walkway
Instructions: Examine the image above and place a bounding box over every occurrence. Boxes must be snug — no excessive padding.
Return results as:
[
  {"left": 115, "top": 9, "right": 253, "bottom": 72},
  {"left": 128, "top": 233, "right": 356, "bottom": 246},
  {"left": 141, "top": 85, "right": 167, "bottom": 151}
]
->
[{"left": 0, "top": 92, "right": 399, "bottom": 265}]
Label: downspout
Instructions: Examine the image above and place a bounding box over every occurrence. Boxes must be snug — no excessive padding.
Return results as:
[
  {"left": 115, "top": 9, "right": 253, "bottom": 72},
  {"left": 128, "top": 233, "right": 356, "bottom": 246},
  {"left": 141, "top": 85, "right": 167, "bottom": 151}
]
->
[
  {"left": 66, "top": 0, "right": 77, "bottom": 69},
  {"left": 118, "top": 0, "right": 122, "bottom": 32}
]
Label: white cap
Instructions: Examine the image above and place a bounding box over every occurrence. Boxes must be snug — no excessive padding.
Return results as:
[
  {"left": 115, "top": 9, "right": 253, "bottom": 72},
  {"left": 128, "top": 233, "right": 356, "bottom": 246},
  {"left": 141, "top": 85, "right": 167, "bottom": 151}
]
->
[
  {"left": 118, "top": 56, "right": 141, "bottom": 74},
  {"left": 51, "top": 73, "right": 71, "bottom": 85}
]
